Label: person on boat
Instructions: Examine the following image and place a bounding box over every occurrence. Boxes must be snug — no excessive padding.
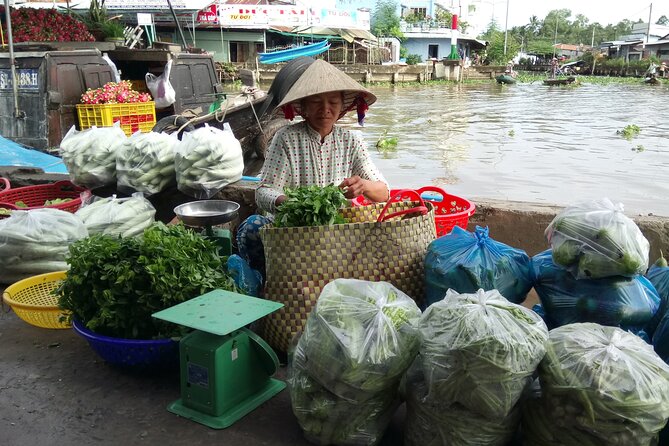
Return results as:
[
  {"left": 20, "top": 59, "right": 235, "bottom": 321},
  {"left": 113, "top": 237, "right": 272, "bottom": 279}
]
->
[
  {"left": 659, "top": 62, "right": 667, "bottom": 79},
  {"left": 505, "top": 60, "right": 516, "bottom": 77},
  {"left": 550, "top": 57, "right": 559, "bottom": 79},
  {"left": 236, "top": 59, "right": 389, "bottom": 277}
]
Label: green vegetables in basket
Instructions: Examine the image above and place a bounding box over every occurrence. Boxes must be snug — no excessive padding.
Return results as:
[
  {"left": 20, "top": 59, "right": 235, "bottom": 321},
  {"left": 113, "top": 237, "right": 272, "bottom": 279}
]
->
[
  {"left": 44, "top": 198, "right": 73, "bottom": 206},
  {"left": 274, "top": 184, "right": 348, "bottom": 228},
  {"left": 56, "top": 222, "right": 236, "bottom": 339}
]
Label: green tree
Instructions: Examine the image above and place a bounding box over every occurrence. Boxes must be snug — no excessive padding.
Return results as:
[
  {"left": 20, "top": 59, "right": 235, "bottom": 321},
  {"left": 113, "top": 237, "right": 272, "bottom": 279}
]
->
[
  {"left": 657, "top": 15, "right": 669, "bottom": 26},
  {"left": 372, "top": 0, "right": 404, "bottom": 40},
  {"left": 482, "top": 29, "right": 519, "bottom": 64}
]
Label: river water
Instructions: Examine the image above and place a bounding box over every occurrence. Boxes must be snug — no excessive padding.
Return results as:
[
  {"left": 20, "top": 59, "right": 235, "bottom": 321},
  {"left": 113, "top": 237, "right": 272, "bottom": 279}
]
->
[{"left": 336, "top": 81, "right": 669, "bottom": 217}]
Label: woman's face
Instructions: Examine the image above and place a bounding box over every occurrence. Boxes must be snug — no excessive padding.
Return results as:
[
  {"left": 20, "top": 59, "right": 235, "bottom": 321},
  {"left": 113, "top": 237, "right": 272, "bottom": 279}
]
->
[{"left": 301, "top": 92, "right": 343, "bottom": 137}]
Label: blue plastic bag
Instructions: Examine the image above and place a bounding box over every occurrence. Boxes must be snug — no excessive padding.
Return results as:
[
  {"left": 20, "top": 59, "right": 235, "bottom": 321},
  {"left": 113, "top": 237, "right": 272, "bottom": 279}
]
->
[
  {"left": 227, "top": 254, "right": 262, "bottom": 297},
  {"left": 532, "top": 249, "right": 660, "bottom": 333},
  {"left": 646, "top": 262, "right": 669, "bottom": 334},
  {"left": 424, "top": 226, "right": 533, "bottom": 307}
]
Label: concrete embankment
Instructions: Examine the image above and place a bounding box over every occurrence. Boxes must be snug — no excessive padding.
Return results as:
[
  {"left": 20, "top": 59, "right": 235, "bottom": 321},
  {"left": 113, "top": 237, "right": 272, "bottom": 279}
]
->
[{"left": 3, "top": 166, "right": 668, "bottom": 263}]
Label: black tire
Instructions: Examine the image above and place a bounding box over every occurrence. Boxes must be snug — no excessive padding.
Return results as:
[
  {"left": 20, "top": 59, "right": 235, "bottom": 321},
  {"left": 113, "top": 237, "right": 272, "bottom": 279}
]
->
[
  {"left": 253, "top": 117, "right": 290, "bottom": 160},
  {"left": 151, "top": 115, "right": 196, "bottom": 139}
]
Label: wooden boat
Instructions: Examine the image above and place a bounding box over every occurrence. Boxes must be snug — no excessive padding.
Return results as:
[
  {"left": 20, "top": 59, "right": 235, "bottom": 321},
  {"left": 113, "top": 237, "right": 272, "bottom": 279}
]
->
[
  {"left": 543, "top": 76, "right": 577, "bottom": 86},
  {"left": 259, "top": 40, "right": 330, "bottom": 64},
  {"left": 496, "top": 74, "right": 517, "bottom": 84},
  {"left": 644, "top": 76, "right": 661, "bottom": 85}
]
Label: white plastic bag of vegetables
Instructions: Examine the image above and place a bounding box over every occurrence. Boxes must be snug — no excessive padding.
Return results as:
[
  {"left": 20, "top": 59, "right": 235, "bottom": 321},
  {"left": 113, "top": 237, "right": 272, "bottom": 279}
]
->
[
  {"left": 527, "top": 323, "right": 669, "bottom": 446},
  {"left": 175, "top": 125, "right": 243, "bottom": 199},
  {"left": 0, "top": 208, "right": 88, "bottom": 284},
  {"left": 419, "top": 289, "right": 548, "bottom": 419},
  {"left": 75, "top": 193, "right": 156, "bottom": 238},
  {"left": 60, "top": 124, "right": 126, "bottom": 189},
  {"left": 532, "top": 249, "right": 661, "bottom": 336},
  {"left": 545, "top": 198, "right": 650, "bottom": 279},
  {"left": 289, "top": 346, "right": 399, "bottom": 446},
  {"left": 296, "top": 279, "right": 422, "bottom": 400},
  {"left": 288, "top": 279, "right": 421, "bottom": 445},
  {"left": 404, "top": 361, "right": 521, "bottom": 446},
  {"left": 424, "top": 225, "right": 534, "bottom": 307},
  {"left": 116, "top": 131, "right": 178, "bottom": 196}
]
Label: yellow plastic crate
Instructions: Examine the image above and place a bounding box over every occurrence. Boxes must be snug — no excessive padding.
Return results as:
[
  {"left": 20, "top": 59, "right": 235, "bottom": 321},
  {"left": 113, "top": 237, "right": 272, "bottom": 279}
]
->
[{"left": 76, "top": 101, "right": 157, "bottom": 136}]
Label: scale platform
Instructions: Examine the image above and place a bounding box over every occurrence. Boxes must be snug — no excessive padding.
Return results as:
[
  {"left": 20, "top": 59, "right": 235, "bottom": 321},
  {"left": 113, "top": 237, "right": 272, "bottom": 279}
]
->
[{"left": 153, "top": 289, "right": 285, "bottom": 429}]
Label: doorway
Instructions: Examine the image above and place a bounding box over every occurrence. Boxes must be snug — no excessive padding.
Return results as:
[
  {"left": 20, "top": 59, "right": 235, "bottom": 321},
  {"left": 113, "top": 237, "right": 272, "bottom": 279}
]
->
[{"left": 428, "top": 44, "right": 439, "bottom": 60}]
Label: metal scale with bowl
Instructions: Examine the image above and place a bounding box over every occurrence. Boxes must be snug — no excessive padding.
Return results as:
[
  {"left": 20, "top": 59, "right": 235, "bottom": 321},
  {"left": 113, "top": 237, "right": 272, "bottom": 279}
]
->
[
  {"left": 173, "top": 200, "right": 240, "bottom": 256},
  {"left": 153, "top": 199, "right": 286, "bottom": 428}
]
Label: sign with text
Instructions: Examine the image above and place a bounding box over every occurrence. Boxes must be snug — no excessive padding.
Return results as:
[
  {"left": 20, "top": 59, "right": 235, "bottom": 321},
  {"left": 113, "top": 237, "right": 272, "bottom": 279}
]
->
[
  {"left": 107, "top": 0, "right": 189, "bottom": 9},
  {"left": 197, "top": 4, "right": 218, "bottom": 24},
  {"left": 0, "top": 69, "right": 40, "bottom": 90},
  {"left": 137, "top": 13, "right": 154, "bottom": 26},
  {"left": 216, "top": 5, "right": 369, "bottom": 30}
]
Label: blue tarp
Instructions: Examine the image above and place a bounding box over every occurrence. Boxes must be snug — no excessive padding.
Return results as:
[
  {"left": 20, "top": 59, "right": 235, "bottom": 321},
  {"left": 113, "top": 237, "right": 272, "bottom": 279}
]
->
[{"left": 0, "top": 135, "right": 68, "bottom": 174}]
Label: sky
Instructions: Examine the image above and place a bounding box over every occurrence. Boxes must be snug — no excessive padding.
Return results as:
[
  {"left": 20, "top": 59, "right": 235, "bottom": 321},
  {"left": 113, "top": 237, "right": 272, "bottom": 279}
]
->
[{"left": 478, "top": 0, "right": 668, "bottom": 29}]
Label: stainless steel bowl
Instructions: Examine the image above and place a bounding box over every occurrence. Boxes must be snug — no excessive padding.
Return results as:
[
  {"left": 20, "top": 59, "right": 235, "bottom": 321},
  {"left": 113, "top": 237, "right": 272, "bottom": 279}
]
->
[{"left": 173, "top": 200, "right": 240, "bottom": 227}]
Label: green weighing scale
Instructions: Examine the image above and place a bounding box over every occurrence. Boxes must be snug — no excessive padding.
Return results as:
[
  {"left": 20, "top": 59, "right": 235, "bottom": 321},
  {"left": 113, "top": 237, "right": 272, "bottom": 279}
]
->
[
  {"left": 152, "top": 289, "right": 285, "bottom": 429},
  {"left": 173, "top": 200, "right": 239, "bottom": 256}
]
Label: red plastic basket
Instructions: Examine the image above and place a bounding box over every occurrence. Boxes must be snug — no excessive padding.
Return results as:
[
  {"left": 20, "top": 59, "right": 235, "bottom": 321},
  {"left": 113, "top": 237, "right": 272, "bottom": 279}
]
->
[
  {"left": 352, "top": 186, "right": 475, "bottom": 237},
  {"left": 0, "top": 177, "right": 10, "bottom": 192},
  {"left": 0, "top": 180, "right": 87, "bottom": 218}
]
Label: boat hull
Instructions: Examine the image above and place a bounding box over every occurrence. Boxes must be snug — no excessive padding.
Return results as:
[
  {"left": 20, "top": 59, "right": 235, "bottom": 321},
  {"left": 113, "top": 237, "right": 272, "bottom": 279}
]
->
[
  {"left": 543, "top": 77, "right": 577, "bottom": 86},
  {"left": 496, "top": 74, "right": 517, "bottom": 84}
]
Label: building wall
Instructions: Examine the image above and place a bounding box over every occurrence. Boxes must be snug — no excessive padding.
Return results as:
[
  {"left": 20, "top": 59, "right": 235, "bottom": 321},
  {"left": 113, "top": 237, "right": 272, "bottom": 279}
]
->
[
  {"left": 192, "top": 29, "right": 264, "bottom": 63},
  {"left": 404, "top": 37, "right": 452, "bottom": 61}
]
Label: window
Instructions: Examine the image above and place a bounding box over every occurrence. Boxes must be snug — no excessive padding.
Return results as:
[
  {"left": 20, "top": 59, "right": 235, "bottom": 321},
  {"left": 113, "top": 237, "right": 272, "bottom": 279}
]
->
[
  {"left": 428, "top": 44, "right": 439, "bottom": 59},
  {"left": 413, "top": 7, "right": 427, "bottom": 19}
]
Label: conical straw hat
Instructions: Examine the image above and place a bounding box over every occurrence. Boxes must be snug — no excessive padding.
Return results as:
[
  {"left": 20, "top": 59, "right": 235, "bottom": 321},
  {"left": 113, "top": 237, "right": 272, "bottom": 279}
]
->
[{"left": 276, "top": 59, "right": 376, "bottom": 119}]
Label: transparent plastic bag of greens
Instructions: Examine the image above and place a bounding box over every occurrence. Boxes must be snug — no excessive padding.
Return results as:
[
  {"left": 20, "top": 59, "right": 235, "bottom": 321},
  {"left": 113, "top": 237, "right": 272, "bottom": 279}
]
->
[
  {"left": 419, "top": 288, "right": 548, "bottom": 419},
  {"left": 532, "top": 249, "right": 660, "bottom": 335},
  {"left": 537, "top": 323, "right": 669, "bottom": 445},
  {"left": 59, "top": 123, "right": 125, "bottom": 189},
  {"left": 175, "top": 124, "right": 244, "bottom": 199},
  {"left": 0, "top": 208, "right": 88, "bottom": 283},
  {"left": 545, "top": 198, "right": 649, "bottom": 279},
  {"left": 404, "top": 359, "right": 521, "bottom": 446},
  {"left": 116, "top": 131, "right": 178, "bottom": 196},
  {"left": 298, "top": 278, "right": 421, "bottom": 401},
  {"left": 424, "top": 225, "right": 533, "bottom": 307},
  {"left": 75, "top": 193, "right": 156, "bottom": 238},
  {"left": 288, "top": 343, "right": 399, "bottom": 446}
]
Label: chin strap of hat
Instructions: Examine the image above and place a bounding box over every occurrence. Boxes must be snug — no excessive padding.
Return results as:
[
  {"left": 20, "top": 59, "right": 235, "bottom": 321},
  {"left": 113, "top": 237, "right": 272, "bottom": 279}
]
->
[
  {"left": 282, "top": 104, "right": 296, "bottom": 121},
  {"left": 355, "top": 96, "right": 368, "bottom": 126}
]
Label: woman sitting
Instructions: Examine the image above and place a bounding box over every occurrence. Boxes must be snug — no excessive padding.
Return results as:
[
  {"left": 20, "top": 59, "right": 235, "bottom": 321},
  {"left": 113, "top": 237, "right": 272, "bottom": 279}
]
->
[{"left": 237, "top": 59, "right": 390, "bottom": 276}]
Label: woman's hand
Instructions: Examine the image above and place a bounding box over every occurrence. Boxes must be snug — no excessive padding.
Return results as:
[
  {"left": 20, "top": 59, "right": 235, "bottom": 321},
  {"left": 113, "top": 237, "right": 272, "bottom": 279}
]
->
[
  {"left": 339, "top": 177, "right": 389, "bottom": 203},
  {"left": 275, "top": 194, "right": 288, "bottom": 207},
  {"left": 339, "top": 176, "right": 366, "bottom": 199}
]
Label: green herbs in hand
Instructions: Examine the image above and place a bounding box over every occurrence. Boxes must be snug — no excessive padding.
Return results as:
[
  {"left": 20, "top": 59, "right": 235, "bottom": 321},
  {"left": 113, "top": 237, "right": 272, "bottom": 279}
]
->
[{"left": 274, "top": 185, "right": 348, "bottom": 228}]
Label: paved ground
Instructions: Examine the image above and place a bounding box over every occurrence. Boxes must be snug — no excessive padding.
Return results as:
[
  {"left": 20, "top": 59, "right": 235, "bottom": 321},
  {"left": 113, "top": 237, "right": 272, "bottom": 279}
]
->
[{"left": 0, "top": 308, "right": 406, "bottom": 446}]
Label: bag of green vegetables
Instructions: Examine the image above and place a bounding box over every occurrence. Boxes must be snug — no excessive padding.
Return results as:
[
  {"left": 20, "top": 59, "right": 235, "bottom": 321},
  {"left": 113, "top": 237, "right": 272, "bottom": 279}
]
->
[
  {"left": 545, "top": 198, "right": 649, "bottom": 279},
  {"left": 404, "top": 359, "right": 521, "bottom": 446},
  {"left": 525, "top": 323, "right": 669, "bottom": 446},
  {"left": 418, "top": 289, "right": 548, "bottom": 419},
  {"left": 531, "top": 249, "right": 660, "bottom": 336},
  {"left": 288, "top": 279, "right": 421, "bottom": 445}
]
